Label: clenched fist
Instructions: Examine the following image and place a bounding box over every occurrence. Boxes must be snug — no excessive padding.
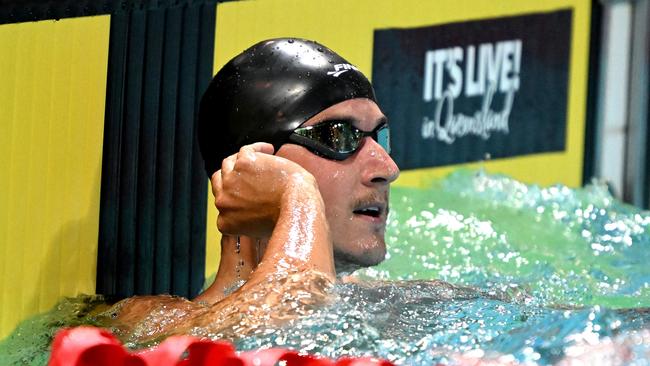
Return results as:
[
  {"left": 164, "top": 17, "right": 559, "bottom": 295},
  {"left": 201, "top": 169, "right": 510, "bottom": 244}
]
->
[{"left": 211, "top": 142, "right": 320, "bottom": 238}]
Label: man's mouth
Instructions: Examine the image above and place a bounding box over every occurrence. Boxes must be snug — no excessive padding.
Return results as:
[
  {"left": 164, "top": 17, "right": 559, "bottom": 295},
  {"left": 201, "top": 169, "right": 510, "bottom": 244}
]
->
[{"left": 353, "top": 204, "right": 385, "bottom": 218}]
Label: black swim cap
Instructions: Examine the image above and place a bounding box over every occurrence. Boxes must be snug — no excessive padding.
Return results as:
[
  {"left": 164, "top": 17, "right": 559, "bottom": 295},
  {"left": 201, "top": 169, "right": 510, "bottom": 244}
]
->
[{"left": 198, "top": 38, "right": 377, "bottom": 177}]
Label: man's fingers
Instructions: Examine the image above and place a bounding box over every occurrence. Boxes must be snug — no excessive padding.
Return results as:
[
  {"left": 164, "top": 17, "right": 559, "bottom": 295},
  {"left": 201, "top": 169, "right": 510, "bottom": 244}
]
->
[
  {"left": 211, "top": 170, "right": 222, "bottom": 197},
  {"left": 221, "top": 154, "right": 236, "bottom": 174},
  {"left": 216, "top": 215, "right": 228, "bottom": 234},
  {"left": 240, "top": 142, "right": 275, "bottom": 155}
]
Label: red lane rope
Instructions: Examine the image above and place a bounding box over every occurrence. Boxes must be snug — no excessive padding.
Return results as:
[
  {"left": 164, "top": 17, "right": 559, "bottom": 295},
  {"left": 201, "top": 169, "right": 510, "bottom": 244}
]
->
[{"left": 48, "top": 327, "right": 394, "bottom": 366}]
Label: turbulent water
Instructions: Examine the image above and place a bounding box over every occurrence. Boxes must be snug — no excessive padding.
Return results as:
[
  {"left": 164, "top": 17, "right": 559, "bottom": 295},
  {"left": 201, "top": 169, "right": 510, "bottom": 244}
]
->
[
  {"left": 366, "top": 170, "right": 650, "bottom": 309},
  {"left": 2, "top": 170, "right": 649, "bottom": 365}
]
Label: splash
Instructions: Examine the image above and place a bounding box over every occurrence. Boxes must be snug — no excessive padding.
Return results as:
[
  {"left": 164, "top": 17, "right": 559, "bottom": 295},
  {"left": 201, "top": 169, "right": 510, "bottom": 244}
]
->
[
  {"left": 90, "top": 269, "right": 334, "bottom": 349},
  {"left": 359, "top": 170, "right": 650, "bottom": 309}
]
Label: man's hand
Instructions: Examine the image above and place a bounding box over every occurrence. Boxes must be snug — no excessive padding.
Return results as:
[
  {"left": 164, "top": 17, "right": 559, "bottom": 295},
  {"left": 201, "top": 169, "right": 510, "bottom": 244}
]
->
[{"left": 211, "top": 142, "right": 319, "bottom": 238}]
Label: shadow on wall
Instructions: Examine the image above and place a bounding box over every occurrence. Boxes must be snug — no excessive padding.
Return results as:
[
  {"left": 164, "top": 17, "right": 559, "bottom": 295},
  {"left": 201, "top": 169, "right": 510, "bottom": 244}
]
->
[{"left": 0, "top": 159, "right": 103, "bottom": 341}]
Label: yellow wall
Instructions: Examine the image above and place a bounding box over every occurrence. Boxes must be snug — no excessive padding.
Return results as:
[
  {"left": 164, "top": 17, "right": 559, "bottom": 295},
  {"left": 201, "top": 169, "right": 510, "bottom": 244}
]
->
[
  {"left": 205, "top": 186, "right": 221, "bottom": 280},
  {"left": 0, "top": 16, "right": 110, "bottom": 339}
]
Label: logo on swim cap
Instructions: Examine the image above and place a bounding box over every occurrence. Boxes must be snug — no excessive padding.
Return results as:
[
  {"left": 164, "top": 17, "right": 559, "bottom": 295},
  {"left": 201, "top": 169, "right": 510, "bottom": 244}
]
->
[{"left": 327, "top": 63, "right": 359, "bottom": 77}]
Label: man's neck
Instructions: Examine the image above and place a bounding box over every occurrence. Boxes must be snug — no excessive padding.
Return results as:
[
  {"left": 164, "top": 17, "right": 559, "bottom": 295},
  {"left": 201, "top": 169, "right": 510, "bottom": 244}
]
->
[{"left": 194, "top": 235, "right": 264, "bottom": 303}]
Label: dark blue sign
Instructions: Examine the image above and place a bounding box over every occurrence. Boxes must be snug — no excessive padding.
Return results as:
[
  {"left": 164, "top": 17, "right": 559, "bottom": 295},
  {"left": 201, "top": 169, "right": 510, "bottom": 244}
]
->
[{"left": 372, "top": 10, "right": 572, "bottom": 169}]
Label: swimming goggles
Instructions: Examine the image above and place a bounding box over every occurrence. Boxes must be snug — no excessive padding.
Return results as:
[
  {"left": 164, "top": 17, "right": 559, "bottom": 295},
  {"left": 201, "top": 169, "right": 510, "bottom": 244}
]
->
[{"left": 288, "top": 119, "right": 391, "bottom": 160}]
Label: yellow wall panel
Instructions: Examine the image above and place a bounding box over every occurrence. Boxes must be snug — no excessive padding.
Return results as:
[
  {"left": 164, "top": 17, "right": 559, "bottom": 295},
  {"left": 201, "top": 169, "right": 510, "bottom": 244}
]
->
[
  {"left": 0, "top": 16, "right": 110, "bottom": 339},
  {"left": 205, "top": 188, "right": 221, "bottom": 280}
]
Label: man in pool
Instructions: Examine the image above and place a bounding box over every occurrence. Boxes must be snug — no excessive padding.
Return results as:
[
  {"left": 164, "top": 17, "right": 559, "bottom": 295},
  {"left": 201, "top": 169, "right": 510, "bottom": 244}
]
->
[
  {"left": 193, "top": 37, "right": 400, "bottom": 304},
  {"left": 107, "top": 38, "right": 399, "bottom": 340}
]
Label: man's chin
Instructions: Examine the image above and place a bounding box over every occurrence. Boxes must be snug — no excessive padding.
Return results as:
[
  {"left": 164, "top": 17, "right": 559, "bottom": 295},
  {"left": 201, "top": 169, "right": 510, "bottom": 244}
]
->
[{"left": 333, "top": 247, "right": 386, "bottom": 274}]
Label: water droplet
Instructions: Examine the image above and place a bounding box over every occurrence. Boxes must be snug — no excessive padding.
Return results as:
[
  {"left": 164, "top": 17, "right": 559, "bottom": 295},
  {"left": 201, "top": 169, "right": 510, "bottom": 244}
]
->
[
  {"left": 288, "top": 39, "right": 294, "bottom": 43},
  {"left": 317, "top": 47, "right": 324, "bottom": 52}
]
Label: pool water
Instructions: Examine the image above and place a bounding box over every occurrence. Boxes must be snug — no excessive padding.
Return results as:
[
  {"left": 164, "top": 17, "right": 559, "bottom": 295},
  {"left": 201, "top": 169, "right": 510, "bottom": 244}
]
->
[
  {"left": 366, "top": 170, "right": 650, "bottom": 309},
  {"left": 1, "top": 170, "right": 649, "bottom": 365}
]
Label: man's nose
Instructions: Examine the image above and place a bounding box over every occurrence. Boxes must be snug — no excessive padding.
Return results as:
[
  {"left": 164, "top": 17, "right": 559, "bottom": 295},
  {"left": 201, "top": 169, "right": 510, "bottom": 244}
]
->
[{"left": 359, "top": 137, "right": 400, "bottom": 186}]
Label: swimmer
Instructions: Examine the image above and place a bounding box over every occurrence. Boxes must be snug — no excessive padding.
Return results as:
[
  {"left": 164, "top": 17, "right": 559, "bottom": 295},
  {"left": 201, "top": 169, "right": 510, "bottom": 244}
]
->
[
  {"left": 195, "top": 37, "right": 399, "bottom": 303},
  {"left": 103, "top": 38, "right": 399, "bottom": 342}
]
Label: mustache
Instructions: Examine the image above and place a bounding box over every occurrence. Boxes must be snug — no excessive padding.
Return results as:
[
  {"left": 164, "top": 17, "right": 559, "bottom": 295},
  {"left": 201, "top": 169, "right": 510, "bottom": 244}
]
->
[{"left": 352, "top": 191, "right": 390, "bottom": 212}]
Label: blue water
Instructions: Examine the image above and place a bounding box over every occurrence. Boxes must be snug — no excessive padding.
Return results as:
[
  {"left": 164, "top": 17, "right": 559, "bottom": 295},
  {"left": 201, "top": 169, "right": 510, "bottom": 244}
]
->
[{"left": 1, "top": 170, "right": 649, "bottom": 365}]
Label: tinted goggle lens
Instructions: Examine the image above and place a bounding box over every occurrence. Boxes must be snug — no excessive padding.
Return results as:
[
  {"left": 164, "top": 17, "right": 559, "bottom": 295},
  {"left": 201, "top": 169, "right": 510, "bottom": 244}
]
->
[{"left": 289, "top": 120, "right": 390, "bottom": 160}]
